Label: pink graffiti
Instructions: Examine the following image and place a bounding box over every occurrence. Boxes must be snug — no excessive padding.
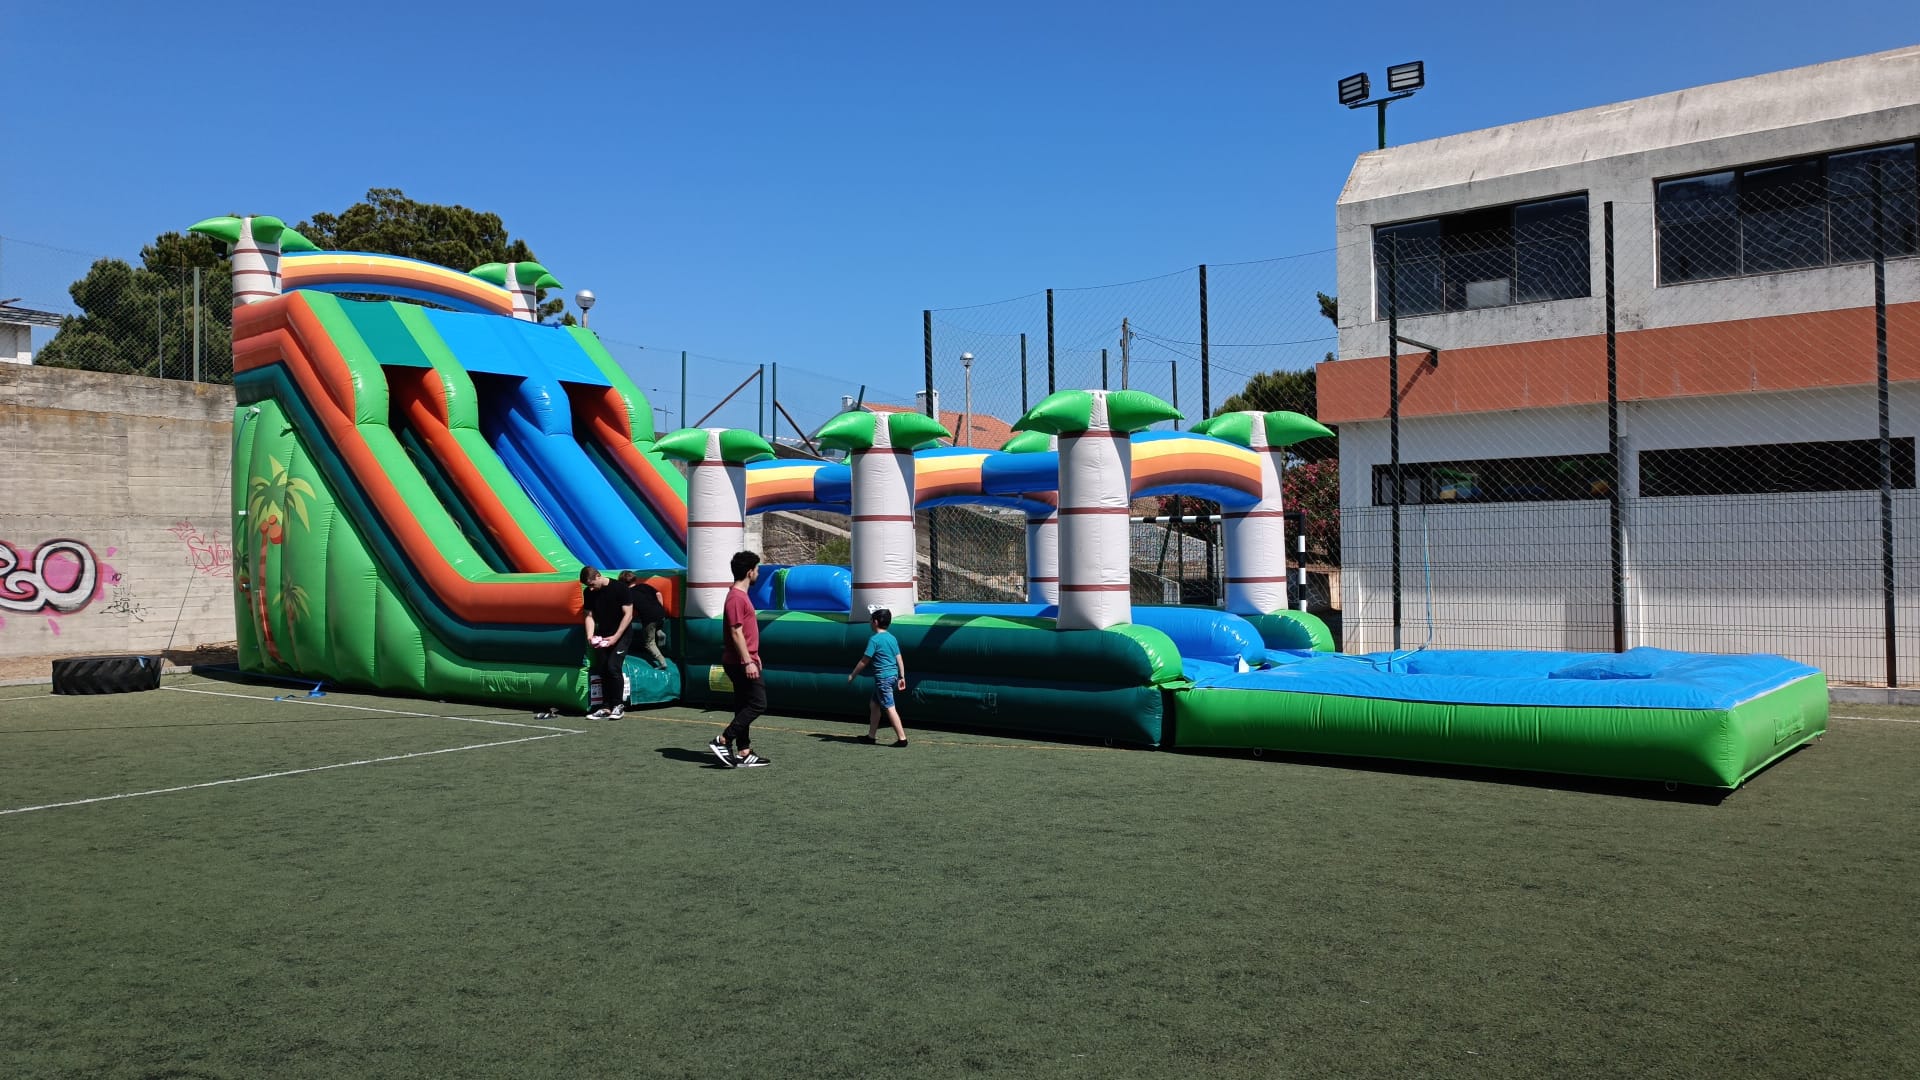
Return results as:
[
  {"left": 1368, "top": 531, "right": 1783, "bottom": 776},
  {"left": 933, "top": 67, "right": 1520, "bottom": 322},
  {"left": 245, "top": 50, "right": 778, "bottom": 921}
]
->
[
  {"left": 1, "top": 539, "right": 101, "bottom": 615},
  {"left": 167, "top": 520, "right": 234, "bottom": 578}
]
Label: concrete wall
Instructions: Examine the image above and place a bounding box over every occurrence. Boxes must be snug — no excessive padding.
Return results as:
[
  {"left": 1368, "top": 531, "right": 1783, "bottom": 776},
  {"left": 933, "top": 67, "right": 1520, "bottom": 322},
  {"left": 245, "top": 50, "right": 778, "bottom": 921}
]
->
[
  {"left": 0, "top": 364, "right": 236, "bottom": 662},
  {"left": 2, "top": 323, "right": 30, "bottom": 365}
]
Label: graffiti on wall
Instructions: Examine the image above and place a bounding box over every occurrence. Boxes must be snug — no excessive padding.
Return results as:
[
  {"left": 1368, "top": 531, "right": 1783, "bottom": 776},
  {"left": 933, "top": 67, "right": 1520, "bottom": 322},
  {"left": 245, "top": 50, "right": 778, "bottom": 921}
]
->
[
  {"left": 0, "top": 538, "right": 121, "bottom": 634},
  {"left": 168, "top": 520, "right": 234, "bottom": 578}
]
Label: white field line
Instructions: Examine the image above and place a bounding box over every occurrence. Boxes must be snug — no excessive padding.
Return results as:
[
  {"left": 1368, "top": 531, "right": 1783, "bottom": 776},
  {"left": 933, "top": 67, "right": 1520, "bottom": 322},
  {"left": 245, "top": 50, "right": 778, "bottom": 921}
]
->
[
  {"left": 0, "top": 732, "right": 572, "bottom": 816},
  {"left": 1831, "top": 714, "right": 1920, "bottom": 725},
  {"left": 162, "top": 685, "right": 584, "bottom": 733}
]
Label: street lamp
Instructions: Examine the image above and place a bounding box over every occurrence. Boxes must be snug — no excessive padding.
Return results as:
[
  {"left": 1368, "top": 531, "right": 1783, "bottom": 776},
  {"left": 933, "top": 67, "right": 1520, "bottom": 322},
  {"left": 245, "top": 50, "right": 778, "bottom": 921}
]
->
[
  {"left": 575, "top": 288, "right": 596, "bottom": 328},
  {"left": 960, "top": 351, "right": 974, "bottom": 447},
  {"left": 1338, "top": 60, "right": 1425, "bottom": 150}
]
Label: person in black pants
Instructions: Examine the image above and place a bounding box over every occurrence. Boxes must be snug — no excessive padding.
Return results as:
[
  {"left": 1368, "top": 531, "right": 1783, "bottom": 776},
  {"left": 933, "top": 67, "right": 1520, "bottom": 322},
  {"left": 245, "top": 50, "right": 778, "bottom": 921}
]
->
[
  {"left": 580, "top": 566, "right": 633, "bottom": 720},
  {"left": 617, "top": 570, "right": 669, "bottom": 669},
  {"left": 708, "top": 551, "right": 770, "bottom": 767}
]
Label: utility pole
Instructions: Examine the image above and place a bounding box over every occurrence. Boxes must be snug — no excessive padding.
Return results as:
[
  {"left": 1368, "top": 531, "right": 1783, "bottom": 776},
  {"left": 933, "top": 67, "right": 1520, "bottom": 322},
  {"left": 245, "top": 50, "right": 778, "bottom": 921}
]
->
[{"left": 1120, "top": 317, "right": 1132, "bottom": 390}]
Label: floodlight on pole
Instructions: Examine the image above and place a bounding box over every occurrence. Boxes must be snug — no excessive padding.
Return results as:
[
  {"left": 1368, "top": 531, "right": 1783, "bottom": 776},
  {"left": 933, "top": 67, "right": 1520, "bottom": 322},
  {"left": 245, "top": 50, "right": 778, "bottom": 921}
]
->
[
  {"left": 960, "top": 351, "right": 974, "bottom": 447},
  {"left": 1338, "top": 61, "right": 1426, "bottom": 150}
]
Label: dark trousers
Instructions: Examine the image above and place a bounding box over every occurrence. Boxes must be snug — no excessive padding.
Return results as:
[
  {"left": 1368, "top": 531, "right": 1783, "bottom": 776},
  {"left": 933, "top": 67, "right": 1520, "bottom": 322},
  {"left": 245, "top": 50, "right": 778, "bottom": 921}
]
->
[
  {"left": 721, "top": 661, "right": 766, "bottom": 748},
  {"left": 590, "top": 644, "right": 629, "bottom": 709}
]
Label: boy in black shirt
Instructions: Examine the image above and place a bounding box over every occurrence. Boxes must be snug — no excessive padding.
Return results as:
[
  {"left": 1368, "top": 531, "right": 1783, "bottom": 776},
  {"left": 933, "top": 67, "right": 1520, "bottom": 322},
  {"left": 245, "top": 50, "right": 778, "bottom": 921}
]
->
[
  {"left": 580, "top": 566, "right": 633, "bottom": 720},
  {"left": 616, "top": 570, "right": 669, "bottom": 670}
]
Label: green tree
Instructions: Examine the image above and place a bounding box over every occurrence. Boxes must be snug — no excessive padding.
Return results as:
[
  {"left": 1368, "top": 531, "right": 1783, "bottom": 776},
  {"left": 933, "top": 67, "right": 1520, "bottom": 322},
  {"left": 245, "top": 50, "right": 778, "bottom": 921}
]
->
[
  {"left": 36, "top": 230, "right": 233, "bottom": 380},
  {"left": 297, "top": 188, "right": 566, "bottom": 322},
  {"left": 38, "top": 191, "right": 565, "bottom": 382},
  {"left": 1217, "top": 292, "right": 1339, "bottom": 462}
]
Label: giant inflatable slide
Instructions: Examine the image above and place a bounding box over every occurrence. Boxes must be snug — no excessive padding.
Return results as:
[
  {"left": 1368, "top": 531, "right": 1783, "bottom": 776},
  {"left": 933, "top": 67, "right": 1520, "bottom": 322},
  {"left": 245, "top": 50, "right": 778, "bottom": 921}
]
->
[{"left": 210, "top": 215, "right": 1827, "bottom": 789}]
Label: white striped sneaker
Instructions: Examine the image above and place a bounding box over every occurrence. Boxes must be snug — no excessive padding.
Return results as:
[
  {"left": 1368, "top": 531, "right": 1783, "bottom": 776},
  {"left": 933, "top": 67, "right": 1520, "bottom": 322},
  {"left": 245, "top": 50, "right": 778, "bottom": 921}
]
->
[
  {"left": 709, "top": 737, "right": 736, "bottom": 767},
  {"left": 735, "top": 751, "right": 771, "bottom": 768}
]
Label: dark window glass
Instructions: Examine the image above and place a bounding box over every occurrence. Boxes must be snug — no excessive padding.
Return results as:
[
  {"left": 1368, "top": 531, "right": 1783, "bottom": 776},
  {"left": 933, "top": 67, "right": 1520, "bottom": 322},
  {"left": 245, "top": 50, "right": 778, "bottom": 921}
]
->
[
  {"left": 1375, "top": 220, "right": 1443, "bottom": 316},
  {"left": 1371, "top": 453, "right": 1612, "bottom": 506},
  {"left": 1639, "top": 438, "right": 1916, "bottom": 497},
  {"left": 1740, "top": 159, "right": 1826, "bottom": 273},
  {"left": 1658, "top": 171, "right": 1739, "bottom": 282},
  {"left": 1658, "top": 142, "right": 1920, "bottom": 284},
  {"left": 1515, "top": 196, "right": 1591, "bottom": 303},
  {"left": 1373, "top": 196, "right": 1589, "bottom": 318},
  {"left": 1829, "top": 143, "right": 1920, "bottom": 263}
]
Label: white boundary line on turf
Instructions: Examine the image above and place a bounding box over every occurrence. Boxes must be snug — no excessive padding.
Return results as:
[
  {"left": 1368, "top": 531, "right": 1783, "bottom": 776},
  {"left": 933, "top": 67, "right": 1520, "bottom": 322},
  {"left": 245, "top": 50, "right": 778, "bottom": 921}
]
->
[
  {"left": 0, "top": 732, "right": 574, "bottom": 816},
  {"left": 162, "top": 685, "right": 585, "bottom": 734},
  {"left": 1832, "top": 714, "right": 1920, "bottom": 725}
]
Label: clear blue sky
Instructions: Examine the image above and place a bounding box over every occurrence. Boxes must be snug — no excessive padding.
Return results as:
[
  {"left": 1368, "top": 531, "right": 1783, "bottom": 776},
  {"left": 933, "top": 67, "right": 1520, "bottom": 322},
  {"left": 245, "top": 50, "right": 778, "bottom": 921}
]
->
[{"left": 2, "top": 1, "right": 1913, "bottom": 428}]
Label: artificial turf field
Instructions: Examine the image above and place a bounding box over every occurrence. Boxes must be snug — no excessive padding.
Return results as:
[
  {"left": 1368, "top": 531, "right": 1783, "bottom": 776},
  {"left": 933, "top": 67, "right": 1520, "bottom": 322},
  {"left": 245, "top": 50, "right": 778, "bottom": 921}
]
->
[{"left": 2, "top": 672, "right": 1915, "bottom": 1080}]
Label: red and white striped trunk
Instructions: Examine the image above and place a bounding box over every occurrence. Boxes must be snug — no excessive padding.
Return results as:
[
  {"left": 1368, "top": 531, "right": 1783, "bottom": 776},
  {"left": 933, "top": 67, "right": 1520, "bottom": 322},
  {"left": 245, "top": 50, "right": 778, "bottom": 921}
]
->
[
  {"left": 849, "top": 418, "right": 918, "bottom": 621},
  {"left": 230, "top": 217, "right": 285, "bottom": 307},
  {"left": 1056, "top": 392, "right": 1133, "bottom": 630},
  {"left": 685, "top": 429, "right": 747, "bottom": 619},
  {"left": 1025, "top": 435, "right": 1059, "bottom": 605},
  {"left": 1223, "top": 412, "right": 1290, "bottom": 615},
  {"left": 507, "top": 264, "right": 540, "bottom": 322}
]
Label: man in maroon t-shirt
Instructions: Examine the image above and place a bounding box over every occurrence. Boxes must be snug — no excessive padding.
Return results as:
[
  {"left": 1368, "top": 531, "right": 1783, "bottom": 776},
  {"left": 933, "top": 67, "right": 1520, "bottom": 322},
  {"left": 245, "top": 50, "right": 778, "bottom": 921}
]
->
[{"left": 709, "top": 550, "right": 771, "bottom": 768}]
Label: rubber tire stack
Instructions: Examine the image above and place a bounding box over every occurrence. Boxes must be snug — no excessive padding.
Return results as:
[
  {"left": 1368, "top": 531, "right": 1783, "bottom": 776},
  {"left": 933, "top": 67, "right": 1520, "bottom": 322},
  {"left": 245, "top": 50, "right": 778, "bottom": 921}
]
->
[{"left": 50, "top": 655, "right": 165, "bottom": 695}]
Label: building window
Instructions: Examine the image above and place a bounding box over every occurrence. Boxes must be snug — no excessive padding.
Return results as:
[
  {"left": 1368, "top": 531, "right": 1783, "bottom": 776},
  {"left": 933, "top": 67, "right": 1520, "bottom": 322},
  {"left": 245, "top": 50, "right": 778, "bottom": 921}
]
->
[
  {"left": 1371, "top": 453, "right": 1612, "bottom": 506},
  {"left": 1657, "top": 142, "right": 1920, "bottom": 284},
  {"left": 1373, "top": 195, "right": 1590, "bottom": 318},
  {"left": 1639, "top": 438, "right": 1917, "bottom": 497}
]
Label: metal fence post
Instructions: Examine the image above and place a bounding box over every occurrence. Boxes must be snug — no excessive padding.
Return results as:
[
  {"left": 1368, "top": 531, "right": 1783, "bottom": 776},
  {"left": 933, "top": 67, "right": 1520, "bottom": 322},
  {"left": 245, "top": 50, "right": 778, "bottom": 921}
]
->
[
  {"left": 1020, "top": 332, "right": 1029, "bottom": 414},
  {"left": 1198, "top": 264, "right": 1211, "bottom": 420},
  {"left": 1046, "top": 289, "right": 1056, "bottom": 394},
  {"left": 1873, "top": 160, "right": 1897, "bottom": 687},
  {"left": 192, "top": 267, "right": 203, "bottom": 383},
  {"left": 925, "top": 309, "right": 941, "bottom": 599},
  {"left": 1606, "top": 202, "right": 1626, "bottom": 652},
  {"left": 1387, "top": 238, "right": 1402, "bottom": 651}
]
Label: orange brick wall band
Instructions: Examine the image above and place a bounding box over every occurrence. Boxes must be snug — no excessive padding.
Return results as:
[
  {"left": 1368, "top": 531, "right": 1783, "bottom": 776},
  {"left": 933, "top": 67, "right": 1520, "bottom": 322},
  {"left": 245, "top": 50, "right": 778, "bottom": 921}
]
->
[{"left": 1318, "top": 302, "right": 1920, "bottom": 424}]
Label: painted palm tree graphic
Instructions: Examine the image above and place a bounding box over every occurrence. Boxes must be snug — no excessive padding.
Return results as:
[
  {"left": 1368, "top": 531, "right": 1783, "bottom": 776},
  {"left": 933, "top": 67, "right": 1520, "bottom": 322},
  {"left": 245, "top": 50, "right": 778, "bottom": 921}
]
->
[{"left": 246, "top": 456, "right": 315, "bottom": 662}]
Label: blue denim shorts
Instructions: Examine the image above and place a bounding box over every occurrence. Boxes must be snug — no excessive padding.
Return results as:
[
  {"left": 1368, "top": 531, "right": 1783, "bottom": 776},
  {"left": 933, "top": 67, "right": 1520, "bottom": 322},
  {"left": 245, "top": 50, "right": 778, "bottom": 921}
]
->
[{"left": 872, "top": 679, "right": 895, "bottom": 709}]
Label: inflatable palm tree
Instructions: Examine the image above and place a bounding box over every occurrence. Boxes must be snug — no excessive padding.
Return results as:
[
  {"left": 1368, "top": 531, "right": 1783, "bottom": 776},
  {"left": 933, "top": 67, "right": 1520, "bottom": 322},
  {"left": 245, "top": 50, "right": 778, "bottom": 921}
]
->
[
  {"left": 470, "top": 261, "right": 562, "bottom": 322},
  {"left": 188, "top": 215, "right": 319, "bottom": 306},
  {"left": 654, "top": 428, "right": 774, "bottom": 618},
  {"left": 1015, "top": 390, "right": 1181, "bottom": 630},
  {"left": 1192, "top": 410, "right": 1335, "bottom": 616},
  {"left": 817, "top": 409, "right": 949, "bottom": 620}
]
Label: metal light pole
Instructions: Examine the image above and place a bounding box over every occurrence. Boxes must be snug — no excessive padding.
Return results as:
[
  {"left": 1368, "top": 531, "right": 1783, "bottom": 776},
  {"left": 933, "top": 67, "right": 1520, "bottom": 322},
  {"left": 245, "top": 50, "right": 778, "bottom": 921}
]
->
[
  {"left": 1338, "top": 62, "right": 1425, "bottom": 149},
  {"left": 960, "top": 352, "right": 974, "bottom": 446},
  {"left": 575, "top": 288, "right": 596, "bottom": 328}
]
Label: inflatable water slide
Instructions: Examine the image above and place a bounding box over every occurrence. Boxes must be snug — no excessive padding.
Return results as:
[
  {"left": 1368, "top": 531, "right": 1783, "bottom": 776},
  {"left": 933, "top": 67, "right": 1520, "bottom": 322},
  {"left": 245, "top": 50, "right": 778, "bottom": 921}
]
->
[{"left": 209, "top": 215, "right": 1827, "bottom": 788}]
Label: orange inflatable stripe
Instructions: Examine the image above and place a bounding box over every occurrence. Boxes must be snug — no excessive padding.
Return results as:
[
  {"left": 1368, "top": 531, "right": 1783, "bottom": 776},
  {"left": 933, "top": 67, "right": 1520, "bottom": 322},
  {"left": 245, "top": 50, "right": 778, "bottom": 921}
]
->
[
  {"left": 571, "top": 387, "right": 689, "bottom": 546},
  {"left": 387, "top": 366, "right": 557, "bottom": 574},
  {"left": 236, "top": 295, "right": 579, "bottom": 624}
]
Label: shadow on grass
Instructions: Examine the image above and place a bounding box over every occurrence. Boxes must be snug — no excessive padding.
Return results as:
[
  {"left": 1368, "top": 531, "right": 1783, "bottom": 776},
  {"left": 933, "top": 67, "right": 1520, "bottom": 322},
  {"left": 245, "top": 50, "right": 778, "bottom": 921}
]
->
[
  {"left": 656, "top": 747, "right": 733, "bottom": 768},
  {"left": 1177, "top": 743, "right": 1747, "bottom": 805},
  {"left": 806, "top": 732, "right": 876, "bottom": 745}
]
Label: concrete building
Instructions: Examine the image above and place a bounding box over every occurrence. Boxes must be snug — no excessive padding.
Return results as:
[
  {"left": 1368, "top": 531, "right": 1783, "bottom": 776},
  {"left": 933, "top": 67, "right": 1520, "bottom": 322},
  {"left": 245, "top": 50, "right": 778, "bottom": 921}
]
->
[
  {"left": 1319, "top": 45, "right": 1920, "bottom": 683},
  {"left": 1, "top": 301, "right": 63, "bottom": 364}
]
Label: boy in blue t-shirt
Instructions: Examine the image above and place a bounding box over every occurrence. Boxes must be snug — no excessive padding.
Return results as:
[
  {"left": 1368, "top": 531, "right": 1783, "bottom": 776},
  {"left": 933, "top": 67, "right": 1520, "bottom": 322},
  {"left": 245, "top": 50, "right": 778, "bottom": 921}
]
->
[{"left": 846, "top": 607, "right": 909, "bottom": 747}]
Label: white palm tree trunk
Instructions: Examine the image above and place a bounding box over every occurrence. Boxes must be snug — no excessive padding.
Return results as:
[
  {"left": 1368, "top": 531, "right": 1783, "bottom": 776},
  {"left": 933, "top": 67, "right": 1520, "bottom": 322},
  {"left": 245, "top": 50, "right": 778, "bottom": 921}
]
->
[
  {"left": 849, "top": 418, "right": 918, "bottom": 620},
  {"left": 1223, "top": 413, "right": 1290, "bottom": 615},
  {"left": 1057, "top": 392, "right": 1133, "bottom": 630},
  {"left": 686, "top": 429, "right": 747, "bottom": 619},
  {"left": 230, "top": 217, "right": 285, "bottom": 306}
]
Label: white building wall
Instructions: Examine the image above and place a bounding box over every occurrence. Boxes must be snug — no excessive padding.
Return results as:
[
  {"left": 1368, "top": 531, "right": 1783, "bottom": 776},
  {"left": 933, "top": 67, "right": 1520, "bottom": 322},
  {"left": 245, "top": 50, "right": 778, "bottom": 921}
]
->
[
  {"left": 1329, "top": 48, "right": 1920, "bottom": 681},
  {"left": 1, "top": 323, "right": 31, "bottom": 365},
  {"left": 1340, "top": 384, "right": 1920, "bottom": 681}
]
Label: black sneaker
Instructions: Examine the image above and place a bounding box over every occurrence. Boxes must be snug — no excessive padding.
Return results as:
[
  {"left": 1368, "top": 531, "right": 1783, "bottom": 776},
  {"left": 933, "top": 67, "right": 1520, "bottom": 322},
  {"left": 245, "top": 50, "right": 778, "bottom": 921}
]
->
[
  {"left": 892, "top": 740, "right": 909, "bottom": 748},
  {"left": 587, "top": 708, "right": 612, "bottom": 720},
  {"left": 735, "top": 751, "right": 771, "bottom": 768},
  {"left": 855, "top": 735, "right": 876, "bottom": 744},
  {"left": 709, "top": 737, "right": 735, "bottom": 767},
  {"left": 608, "top": 705, "right": 626, "bottom": 720}
]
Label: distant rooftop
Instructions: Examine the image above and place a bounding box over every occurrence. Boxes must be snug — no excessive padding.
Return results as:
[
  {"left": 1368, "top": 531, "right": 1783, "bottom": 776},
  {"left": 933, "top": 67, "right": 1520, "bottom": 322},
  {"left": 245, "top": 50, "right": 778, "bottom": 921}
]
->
[
  {"left": 1340, "top": 45, "right": 1920, "bottom": 206},
  {"left": 0, "top": 301, "right": 66, "bottom": 328}
]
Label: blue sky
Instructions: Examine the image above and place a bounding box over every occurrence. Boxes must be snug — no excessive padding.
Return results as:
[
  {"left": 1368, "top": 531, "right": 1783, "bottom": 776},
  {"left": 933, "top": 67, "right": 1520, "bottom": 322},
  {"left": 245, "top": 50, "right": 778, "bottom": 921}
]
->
[{"left": 2, "top": 1, "right": 1913, "bottom": 430}]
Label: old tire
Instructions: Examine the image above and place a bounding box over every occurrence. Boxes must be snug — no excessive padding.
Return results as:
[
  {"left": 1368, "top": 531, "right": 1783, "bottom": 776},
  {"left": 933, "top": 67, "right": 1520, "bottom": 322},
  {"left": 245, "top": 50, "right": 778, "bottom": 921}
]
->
[{"left": 50, "top": 654, "right": 165, "bottom": 695}]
